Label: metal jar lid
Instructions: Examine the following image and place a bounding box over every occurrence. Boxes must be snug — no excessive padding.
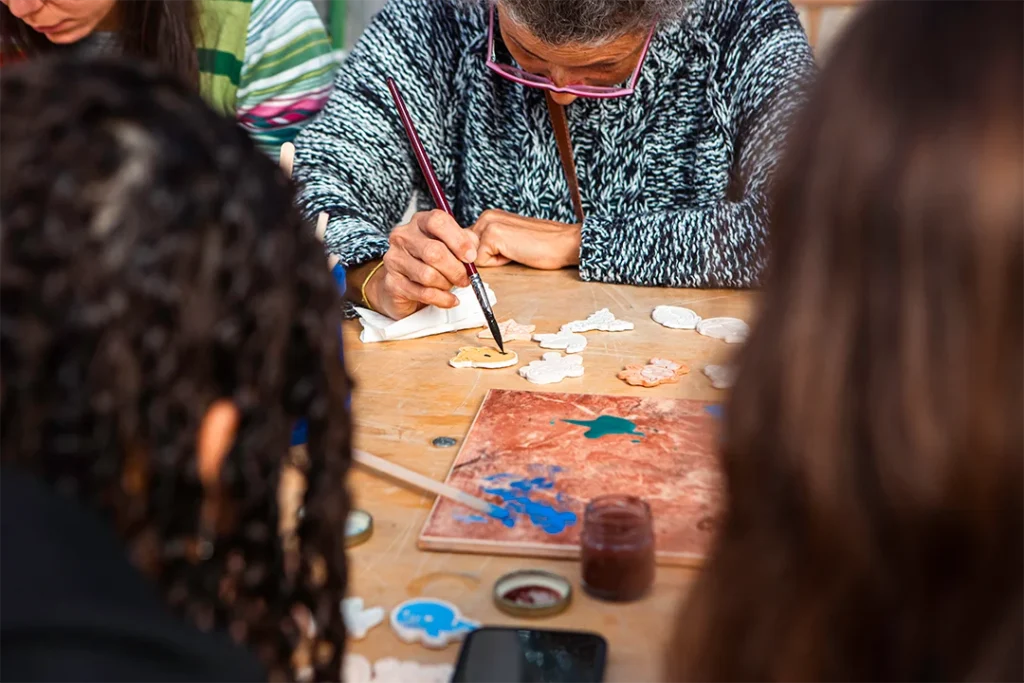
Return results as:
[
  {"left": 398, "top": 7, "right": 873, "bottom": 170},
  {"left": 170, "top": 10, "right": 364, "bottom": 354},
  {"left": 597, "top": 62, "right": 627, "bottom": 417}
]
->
[
  {"left": 493, "top": 569, "right": 572, "bottom": 618},
  {"left": 345, "top": 509, "right": 374, "bottom": 548}
]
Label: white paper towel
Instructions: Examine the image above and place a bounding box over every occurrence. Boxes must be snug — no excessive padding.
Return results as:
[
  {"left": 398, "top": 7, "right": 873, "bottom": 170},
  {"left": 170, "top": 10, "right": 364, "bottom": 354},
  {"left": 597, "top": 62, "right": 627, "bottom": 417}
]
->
[{"left": 353, "top": 284, "right": 495, "bottom": 342}]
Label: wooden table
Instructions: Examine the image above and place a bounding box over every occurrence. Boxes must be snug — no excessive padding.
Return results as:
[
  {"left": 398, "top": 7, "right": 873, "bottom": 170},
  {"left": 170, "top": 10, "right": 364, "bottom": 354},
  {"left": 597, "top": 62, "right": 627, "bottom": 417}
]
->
[{"left": 340, "top": 267, "right": 754, "bottom": 682}]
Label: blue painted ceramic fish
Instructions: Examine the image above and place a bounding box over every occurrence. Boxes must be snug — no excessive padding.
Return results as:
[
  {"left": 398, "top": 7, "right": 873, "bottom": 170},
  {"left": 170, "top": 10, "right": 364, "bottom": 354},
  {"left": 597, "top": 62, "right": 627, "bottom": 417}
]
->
[{"left": 391, "top": 598, "right": 479, "bottom": 647}]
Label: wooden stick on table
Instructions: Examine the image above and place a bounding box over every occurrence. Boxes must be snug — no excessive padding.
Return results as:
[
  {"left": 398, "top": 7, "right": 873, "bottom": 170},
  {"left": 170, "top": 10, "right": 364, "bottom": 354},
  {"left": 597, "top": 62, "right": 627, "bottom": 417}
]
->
[{"left": 353, "top": 448, "right": 509, "bottom": 521}]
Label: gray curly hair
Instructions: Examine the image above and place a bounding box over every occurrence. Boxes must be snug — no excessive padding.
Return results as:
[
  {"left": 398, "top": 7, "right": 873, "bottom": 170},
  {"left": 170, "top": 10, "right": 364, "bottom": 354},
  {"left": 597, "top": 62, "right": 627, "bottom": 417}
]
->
[{"left": 496, "top": 0, "right": 691, "bottom": 45}]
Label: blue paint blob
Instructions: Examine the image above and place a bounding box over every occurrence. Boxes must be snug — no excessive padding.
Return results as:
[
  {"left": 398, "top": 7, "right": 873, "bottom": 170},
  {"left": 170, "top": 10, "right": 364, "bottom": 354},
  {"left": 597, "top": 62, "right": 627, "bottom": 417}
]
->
[
  {"left": 394, "top": 599, "right": 478, "bottom": 641},
  {"left": 631, "top": 439, "right": 641, "bottom": 443},
  {"left": 549, "top": 419, "right": 556, "bottom": 425},
  {"left": 482, "top": 475, "right": 577, "bottom": 534},
  {"left": 562, "top": 415, "right": 645, "bottom": 439},
  {"left": 487, "top": 505, "right": 511, "bottom": 522},
  {"left": 454, "top": 513, "right": 489, "bottom": 524},
  {"left": 705, "top": 404, "right": 724, "bottom": 419}
]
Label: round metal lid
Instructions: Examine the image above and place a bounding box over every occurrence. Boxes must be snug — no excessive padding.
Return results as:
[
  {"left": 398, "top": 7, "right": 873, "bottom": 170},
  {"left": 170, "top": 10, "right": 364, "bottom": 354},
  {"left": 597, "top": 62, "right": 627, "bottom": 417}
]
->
[
  {"left": 345, "top": 509, "right": 374, "bottom": 548},
  {"left": 493, "top": 569, "right": 572, "bottom": 618}
]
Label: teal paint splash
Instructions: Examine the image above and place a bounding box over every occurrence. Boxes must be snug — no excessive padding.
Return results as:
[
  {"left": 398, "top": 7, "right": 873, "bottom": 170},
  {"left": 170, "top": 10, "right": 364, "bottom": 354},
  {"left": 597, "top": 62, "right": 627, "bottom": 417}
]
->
[
  {"left": 476, "top": 469, "right": 577, "bottom": 534},
  {"left": 562, "top": 415, "right": 644, "bottom": 439}
]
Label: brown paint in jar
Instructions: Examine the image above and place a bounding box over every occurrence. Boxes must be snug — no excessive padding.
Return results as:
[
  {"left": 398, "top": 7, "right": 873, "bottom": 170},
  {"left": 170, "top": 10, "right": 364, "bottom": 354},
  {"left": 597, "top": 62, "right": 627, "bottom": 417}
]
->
[{"left": 580, "top": 495, "right": 655, "bottom": 602}]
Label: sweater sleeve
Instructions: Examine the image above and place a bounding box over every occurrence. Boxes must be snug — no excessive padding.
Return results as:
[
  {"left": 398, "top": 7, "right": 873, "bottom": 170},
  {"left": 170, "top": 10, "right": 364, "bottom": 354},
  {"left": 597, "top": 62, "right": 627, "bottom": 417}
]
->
[
  {"left": 235, "top": 0, "right": 337, "bottom": 155},
  {"left": 578, "top": 0, "right": 814, "bottom": 288},
  {"left": 292, "top": 0, "right": 462, "bottom": 269}
]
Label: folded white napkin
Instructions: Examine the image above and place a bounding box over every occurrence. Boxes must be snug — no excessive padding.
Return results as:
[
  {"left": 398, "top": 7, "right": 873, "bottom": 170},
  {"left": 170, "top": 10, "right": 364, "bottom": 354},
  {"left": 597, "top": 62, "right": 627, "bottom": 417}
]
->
[{"left": 353, "top": 284, "right": 496, "bottom": 343}]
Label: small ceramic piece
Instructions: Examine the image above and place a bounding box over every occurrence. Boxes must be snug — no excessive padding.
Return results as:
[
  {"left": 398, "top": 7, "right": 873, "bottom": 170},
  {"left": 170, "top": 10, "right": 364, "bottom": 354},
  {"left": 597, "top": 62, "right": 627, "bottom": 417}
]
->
[
  {"left": 342, "top": 655, "right": 453, "bottom": 683},
  {"left": 449, "top": 346, "right": 519, "bottom": 369},
  {"left": 703, "top": 364, "right": 737, "bottom": 389},
  {"left": 478, "top": 318, "right": 536, "bottom": 341},
  {"left": 651, "top": 305, "right": 701, "bottom": 330},
  {"left": 533, "top": 329, "right": 588, "bottom": 354},
  {"left": 562, "top": 308, "right": 634, "bottom": 333},
  {"left": 389, "top": 598, "right": 479, "bottom": 648},
  {"left": 343, "top": 654, "right": 373, "bottom": 683},
  {"left": 618, "top": 358, "right": 690, "bottom": 387},
  {"left": 341, "top": 597, "right": 385, "bottom": 640},
  {"left": 695, "top": 317, "right": 749, "bottom": 344},
  {"left": 373, "top": 659, "right": 455, "bottom": 683},
  {"left": 518, "top": 352, "right": 585, "bottom": 384}
]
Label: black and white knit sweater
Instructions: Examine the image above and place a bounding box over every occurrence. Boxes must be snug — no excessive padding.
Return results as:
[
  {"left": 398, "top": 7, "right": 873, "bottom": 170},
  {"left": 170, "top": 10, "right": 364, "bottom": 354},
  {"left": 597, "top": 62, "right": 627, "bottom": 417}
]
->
[{"left": 294, "top": 0, "right": 813, "bottom": 288}]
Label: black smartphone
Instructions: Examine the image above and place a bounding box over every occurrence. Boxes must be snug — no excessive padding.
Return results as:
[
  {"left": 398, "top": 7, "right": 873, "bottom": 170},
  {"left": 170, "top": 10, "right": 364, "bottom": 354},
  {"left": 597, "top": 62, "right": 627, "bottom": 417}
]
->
[{"left": 451, "top": 626, "right": 608, "bottom": 683}]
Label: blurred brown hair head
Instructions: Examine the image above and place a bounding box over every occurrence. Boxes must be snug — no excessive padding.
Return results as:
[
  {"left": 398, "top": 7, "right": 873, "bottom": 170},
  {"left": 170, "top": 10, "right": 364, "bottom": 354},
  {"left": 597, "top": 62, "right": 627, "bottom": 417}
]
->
[{"left": 670, "top": 2, "right": 1022, "bottom": 680}]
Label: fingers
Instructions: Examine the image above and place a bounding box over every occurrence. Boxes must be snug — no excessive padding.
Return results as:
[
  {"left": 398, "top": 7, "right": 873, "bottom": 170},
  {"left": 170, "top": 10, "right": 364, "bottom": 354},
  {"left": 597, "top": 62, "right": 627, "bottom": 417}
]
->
[
  {"left": 473, "top": 221, "right": 514, "bottom": 268},
  {"left": 474, "top": 226, "right": 511, "bottom": 267},
  {"left": 403, "top": 233, "right": 470, "bottom": 288},
  {"left": 475, "top": 249, "right": 512, "bottom": 268},
  {"left": 382, "top": 245, "right": 451, "bottom": 291},
  {"left": 382, "top": 269, "right": 459, "bottom": 309},
  {"left": 416, "top": 210, "right": 479, "bottom": 264}
]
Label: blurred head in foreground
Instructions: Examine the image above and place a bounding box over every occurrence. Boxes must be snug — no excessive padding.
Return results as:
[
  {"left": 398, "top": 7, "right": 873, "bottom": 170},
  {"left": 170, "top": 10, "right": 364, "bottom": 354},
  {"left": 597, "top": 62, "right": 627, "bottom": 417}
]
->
[
  {"left": 0, "top": 57, "right": 351, "bottom": 680},
  {"left": 670, "top": 2, "right": 1022, "bottom": 680}
]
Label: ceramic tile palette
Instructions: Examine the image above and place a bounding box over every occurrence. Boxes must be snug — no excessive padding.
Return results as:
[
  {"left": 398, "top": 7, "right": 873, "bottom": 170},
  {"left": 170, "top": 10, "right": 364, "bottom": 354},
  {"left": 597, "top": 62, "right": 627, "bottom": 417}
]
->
[{"left": 418, "top": 389, "right": 724, "bottom": 566}]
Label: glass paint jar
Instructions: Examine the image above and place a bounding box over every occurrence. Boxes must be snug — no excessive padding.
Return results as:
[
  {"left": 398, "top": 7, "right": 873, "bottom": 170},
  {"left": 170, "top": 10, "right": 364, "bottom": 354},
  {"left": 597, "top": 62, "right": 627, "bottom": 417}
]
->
[{"left": 580, "top": 495, "right": 655, "bottom": 602}]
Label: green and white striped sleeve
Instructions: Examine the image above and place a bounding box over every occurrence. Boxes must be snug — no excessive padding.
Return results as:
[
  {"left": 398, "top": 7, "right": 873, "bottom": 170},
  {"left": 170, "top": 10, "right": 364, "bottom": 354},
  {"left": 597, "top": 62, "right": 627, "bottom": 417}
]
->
[{"left": 236, "top": 0, "right": 338, "bottom": 155}]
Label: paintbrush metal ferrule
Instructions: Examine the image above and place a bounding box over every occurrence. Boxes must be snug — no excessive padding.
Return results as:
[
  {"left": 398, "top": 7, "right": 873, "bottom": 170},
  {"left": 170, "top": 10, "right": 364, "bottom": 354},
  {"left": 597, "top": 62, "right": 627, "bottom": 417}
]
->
[{"left": 469, "top": 272, "right": 505, "bottom": 353}]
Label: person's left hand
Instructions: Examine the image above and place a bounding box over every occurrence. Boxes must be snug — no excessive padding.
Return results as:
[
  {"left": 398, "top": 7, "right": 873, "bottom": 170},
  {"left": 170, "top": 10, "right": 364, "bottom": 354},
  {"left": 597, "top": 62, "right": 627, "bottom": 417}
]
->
[{"left": 470, "top": 209, "right": 582, "bottom": 270}]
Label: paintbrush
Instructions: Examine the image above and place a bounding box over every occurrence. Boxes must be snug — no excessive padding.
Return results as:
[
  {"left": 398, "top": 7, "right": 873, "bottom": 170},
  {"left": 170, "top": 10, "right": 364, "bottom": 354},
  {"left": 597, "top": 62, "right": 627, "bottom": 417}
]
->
[
  {"left": 280, "top": 142, "right": 340, "bottom": 269},
  {"left": 385, "top": 77, "right": 506, "bottom": 353},
  {"left": 353, "top": 449, "right": 510, "bottom": 522}
]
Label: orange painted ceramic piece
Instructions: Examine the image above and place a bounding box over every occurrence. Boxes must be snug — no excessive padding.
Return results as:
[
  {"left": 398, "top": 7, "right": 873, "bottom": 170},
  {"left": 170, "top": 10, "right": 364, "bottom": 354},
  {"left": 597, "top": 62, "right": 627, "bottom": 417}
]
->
[
  {"left": 617, "top": 358, "right": 690, "bottom": 387},
  {"left": 478, "top": 318, "right": 536, "bottom": 342}
]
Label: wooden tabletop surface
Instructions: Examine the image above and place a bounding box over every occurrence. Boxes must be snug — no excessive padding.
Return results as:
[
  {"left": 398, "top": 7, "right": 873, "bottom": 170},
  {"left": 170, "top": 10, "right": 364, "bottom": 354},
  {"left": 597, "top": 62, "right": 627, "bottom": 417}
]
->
[{"left": 335, "top": 266, "right": 755, "bottom": 682}]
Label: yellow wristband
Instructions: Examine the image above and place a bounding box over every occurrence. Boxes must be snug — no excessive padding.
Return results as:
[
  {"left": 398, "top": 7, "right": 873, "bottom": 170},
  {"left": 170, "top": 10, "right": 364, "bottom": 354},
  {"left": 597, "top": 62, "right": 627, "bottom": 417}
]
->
[{"left": 360, "top": 261, "right": 385, "bottom": 311}]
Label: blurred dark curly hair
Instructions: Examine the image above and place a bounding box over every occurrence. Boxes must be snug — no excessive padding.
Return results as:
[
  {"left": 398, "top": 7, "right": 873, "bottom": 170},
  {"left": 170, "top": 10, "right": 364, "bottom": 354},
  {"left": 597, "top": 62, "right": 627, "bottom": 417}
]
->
[{"left": 0, "top": 57, "right": 351, "bottom": 681}]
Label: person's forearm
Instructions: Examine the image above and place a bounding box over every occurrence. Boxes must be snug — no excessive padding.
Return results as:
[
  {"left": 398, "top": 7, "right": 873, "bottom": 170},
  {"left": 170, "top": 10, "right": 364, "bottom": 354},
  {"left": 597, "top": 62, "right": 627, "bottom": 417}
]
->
[{"left": 578, "top": 201, "right": 769, "bottom": 288}]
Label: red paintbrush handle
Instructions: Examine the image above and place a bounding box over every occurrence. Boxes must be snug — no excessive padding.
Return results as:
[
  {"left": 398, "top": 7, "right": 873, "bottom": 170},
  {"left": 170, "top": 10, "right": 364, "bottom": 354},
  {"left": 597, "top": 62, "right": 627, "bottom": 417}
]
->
[
  {"left": 386, "top": 77, "right": 453, "bottom": 216},
  {"left": 387, "top": 77, "right": 482, "bottom": 278}
]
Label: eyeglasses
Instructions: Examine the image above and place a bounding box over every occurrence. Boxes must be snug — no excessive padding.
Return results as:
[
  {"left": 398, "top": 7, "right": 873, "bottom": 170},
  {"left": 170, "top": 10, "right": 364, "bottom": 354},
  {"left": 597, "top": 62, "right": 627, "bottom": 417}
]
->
[{"left": 485, "top": 5, "right": 655, "bottom": 99}]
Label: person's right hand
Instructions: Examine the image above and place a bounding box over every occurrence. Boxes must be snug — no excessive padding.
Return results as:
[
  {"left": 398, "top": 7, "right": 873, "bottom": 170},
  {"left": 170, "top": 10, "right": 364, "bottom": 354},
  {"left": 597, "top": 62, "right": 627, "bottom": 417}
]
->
[{"left": 364, "top": 210, "right": 479, "bottom": 320}]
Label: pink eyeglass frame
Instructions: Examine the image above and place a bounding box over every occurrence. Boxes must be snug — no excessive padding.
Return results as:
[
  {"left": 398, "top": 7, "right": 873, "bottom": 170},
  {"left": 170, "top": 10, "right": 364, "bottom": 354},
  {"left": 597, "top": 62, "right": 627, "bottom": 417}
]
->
[{"left": 485, "top": 5, "right": 656, "bottom": 99}]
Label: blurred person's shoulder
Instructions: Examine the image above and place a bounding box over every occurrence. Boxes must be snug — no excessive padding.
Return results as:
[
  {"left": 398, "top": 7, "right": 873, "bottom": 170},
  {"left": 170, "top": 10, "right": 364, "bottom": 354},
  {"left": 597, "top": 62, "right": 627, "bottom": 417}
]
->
[{"left": 0, "top": 466, "right": 265, "bottom": 682}]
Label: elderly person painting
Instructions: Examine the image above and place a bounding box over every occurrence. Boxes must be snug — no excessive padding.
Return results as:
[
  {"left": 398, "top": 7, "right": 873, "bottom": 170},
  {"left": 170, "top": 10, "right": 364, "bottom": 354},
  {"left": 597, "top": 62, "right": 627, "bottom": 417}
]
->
[{"left": 294, "top": 0, "right": 813, "bottom": 320}]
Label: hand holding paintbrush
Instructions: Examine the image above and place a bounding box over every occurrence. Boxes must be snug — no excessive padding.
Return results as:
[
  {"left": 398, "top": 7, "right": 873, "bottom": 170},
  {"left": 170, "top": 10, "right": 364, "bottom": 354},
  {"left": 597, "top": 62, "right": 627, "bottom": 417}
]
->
[{"left": 385, "top": 77, "right": 506, "bottom": 352}]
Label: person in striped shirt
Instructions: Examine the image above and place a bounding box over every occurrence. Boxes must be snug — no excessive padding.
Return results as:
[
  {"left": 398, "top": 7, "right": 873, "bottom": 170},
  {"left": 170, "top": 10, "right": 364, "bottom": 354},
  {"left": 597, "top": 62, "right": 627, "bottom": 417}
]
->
[{"left": 0, "top": 0, "right": 337, "bottom": 154}]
